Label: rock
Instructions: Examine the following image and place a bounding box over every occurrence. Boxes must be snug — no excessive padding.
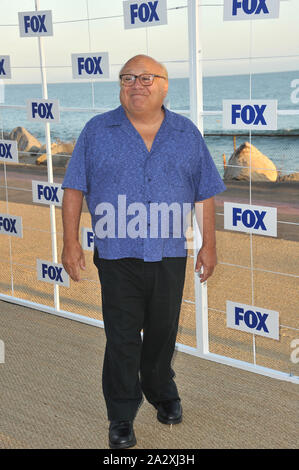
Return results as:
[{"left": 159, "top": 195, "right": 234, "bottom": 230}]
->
[
  {"left": 278, "top": 172, "right": 299, "bottom": 182},
  {"left": 9, "top": 126, "right": 41, "bottom": 153},
  {"left": 36, "top": 139, "right": 75, "bottom": 167},
  {"left": 224, "top": 142, "right": 278, "bottom": 182},
  {"left": 1, "top": 131, "right": 10, "bottom": 140},
  {"left": 28, "top": 145, "right": 42, "bottom": 156}
]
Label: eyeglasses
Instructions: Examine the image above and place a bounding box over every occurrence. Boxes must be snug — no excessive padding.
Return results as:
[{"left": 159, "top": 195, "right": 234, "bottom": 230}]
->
[{"left": 119, "top": 73, "right": 167, "bottom": 87}]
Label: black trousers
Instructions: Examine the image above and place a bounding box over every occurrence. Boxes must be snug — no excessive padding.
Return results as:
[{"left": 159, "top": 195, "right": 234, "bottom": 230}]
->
[{"left": 93, "top": 248, "right": 187, "bottom": 422}]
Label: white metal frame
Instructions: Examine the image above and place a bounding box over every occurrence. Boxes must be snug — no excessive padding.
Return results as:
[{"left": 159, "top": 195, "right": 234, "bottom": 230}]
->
[
  {"left": 185, "top": 0, "right": 299, "bottom": 384},
  {"left": 35, "top": 0, "right": 60, "bottom": 312},
  {"left": 0, "top": 0, "right": 298, "bottom": 385}
]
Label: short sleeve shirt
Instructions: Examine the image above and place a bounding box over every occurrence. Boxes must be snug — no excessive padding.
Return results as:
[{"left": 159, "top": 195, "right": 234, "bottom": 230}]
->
[{"left": 62, "top": 105, "right": 226, "bottom": 261}]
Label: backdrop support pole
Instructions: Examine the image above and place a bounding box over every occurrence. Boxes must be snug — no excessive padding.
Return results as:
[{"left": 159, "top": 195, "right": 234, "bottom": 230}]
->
[
  {"left": 35, "top": 0, "right": 60, "bottom": 311},
  {"left": 188, "top": 0, "right": 209, "bottom": 356}
]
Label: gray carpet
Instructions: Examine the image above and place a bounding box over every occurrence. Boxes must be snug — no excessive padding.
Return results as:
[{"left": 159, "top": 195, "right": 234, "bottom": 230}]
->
[{"left": 0, "top": 299, "right": 298, "bottom": 449}]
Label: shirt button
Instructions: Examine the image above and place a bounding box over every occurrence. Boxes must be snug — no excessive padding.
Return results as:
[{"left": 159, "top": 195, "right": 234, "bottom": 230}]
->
[{"left": 148, "top": 177, "right": 152, "bottom": 182}]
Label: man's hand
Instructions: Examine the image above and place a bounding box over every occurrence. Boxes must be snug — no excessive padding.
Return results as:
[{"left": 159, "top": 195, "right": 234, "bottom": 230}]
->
[
  {"left": 62, "top": 241, "right": 86, "bottom": 282},
  {"left": 195, "top": 244, "right": 217, "bottom": 283}
]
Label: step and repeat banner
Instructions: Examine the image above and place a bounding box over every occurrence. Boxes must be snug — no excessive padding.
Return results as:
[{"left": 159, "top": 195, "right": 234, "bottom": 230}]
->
[{"left": 0, "top": 0, "right": 298, "bottom": 380}]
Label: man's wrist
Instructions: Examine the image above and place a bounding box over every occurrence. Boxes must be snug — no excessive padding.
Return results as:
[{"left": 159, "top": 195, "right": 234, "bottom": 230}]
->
[
  {"left": 63, "top": 237, "right": 79, "bottom": 245},
  {"left": 201, "top": 241, "right": 216, "bottom": 250}
]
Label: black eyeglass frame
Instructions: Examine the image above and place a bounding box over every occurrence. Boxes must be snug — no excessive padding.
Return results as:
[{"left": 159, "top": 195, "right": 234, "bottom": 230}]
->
[{"left": 119, "top": 73, "right": 167, "bottom": 86}]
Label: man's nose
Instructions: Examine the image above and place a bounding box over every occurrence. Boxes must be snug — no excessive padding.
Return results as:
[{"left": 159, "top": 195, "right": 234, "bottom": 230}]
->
[{"left": 132, "top": 77, "right": 144, "bottom": 89}]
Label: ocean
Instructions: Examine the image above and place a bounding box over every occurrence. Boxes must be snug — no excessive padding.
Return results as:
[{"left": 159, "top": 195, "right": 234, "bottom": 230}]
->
[{"left": 1, "top": 70, "right": 299, "bottom": 177}]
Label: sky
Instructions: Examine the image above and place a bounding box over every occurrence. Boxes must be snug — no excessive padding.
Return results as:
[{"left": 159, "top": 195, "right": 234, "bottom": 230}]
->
[{"left": 0, "top": 0, "right": 298, "bottom": 84}]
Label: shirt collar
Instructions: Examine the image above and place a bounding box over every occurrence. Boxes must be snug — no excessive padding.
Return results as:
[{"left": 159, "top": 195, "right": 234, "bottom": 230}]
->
[{"left": 105, "top": 105, "right": 186, "bottom": 132}]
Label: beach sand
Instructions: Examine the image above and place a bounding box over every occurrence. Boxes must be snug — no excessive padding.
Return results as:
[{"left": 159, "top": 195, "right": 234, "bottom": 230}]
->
[{"left": 0, "top": 163, "right": 298, "bottom": 378}]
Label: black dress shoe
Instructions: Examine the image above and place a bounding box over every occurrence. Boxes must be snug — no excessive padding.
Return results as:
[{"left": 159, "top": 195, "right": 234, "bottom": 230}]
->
[
  {"left": 156, "top": 399, "right": 182, "bottom": 425},
  {"left": 109, "top": 421, "right": 136, "bottom": 449}
]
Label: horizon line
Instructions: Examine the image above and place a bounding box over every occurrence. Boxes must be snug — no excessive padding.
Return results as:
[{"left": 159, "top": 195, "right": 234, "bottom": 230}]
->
[{"left": 2, "top": 69, "right": 298, "bottom": 86}]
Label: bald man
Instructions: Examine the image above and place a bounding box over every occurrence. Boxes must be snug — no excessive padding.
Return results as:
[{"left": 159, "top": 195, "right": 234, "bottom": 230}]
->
[{"left": 61, "top": 55, "right": 226, "bottom": 449}]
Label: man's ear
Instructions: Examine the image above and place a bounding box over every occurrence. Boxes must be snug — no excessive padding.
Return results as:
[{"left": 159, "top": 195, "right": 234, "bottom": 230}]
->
[{"left": 163, "top": 83, "right": 169, "bottom": 98}]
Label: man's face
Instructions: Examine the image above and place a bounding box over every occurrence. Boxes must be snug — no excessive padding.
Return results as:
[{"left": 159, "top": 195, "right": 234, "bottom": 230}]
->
[{"left": 119, "top": 57, "right": 168, "bottom": 115}]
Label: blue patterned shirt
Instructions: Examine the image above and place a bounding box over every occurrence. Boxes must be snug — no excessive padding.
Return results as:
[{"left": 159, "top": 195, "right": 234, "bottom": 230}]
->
[{"left": 62, "top": 105, "right": 226, "bottom": 261}]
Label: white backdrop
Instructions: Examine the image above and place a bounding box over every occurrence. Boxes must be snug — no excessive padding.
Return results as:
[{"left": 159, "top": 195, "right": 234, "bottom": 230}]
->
[{"left": 0, "top": 0, "right": 298, "bottom": 383}]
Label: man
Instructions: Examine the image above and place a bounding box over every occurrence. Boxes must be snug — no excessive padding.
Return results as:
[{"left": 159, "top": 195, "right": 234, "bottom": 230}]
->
[{"left": 61, "top": 55, "right": 226, "bottom": 449}]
